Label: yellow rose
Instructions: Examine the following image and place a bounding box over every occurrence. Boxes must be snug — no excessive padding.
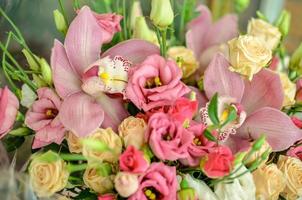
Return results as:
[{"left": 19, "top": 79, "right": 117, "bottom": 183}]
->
[
  {"left": 66, "top": 131, "right": 83, "bottom": 153},
  {"left": 167, "top": 46, "right": 198, "bottom": 78},
  {"left": 228, "top": 35, "right": 272, "bottom": 80},
  {"left": 279, "top": 72, "right": 296, "bottom": 107},
  {"left": 83, "top": 128, "right": 122, "bottom": 163},
  {"left": 245, "top": 140, "right": 272, "bottom": 167},
  {"left": 277, "top": 155, "right": 302, "bottom": 200},
  {"left": 118, "top": 116, "right": 147, "bottom": 149},
  {"left": 247, "top": 18, "right": 281, "bottom": 50},
  {"left": 253, "top": 164, "right": 286, "bottom": 200},
  {"left": 29, "top": 151, "right": 69, "bottom": 197},
  {"left": 83, "top": 167, "right": 115, "bottom": 194}
]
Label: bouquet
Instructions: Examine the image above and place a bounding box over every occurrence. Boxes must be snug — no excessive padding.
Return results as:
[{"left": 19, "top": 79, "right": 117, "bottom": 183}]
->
[{"left": 1, "top": 0, "right": 302, "bottom": 199}]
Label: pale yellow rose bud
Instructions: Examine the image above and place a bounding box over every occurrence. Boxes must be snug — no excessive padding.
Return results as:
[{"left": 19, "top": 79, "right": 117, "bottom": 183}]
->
[
  {"left": 130, "top": 0, "right": 143, "bottom": 29},
  {"left": 253, "top": 164, "right": 286, "bottom": 200},
  {"left": 168, "top": 46, "right": 199, "bottom": 78},
  {"left": 29, "top": 151, "right": 69, "bottom": 197},
  {"left": 40, "top": 58, "right": 53, "bottom": 86},
  {"left": 150, "top": 0, "right": 174, "bottom": 28},
  {"left": 53, "top": 9, "right": 67, "bottom": 34},
  {"left": 228, "top": 35, "right": 272, "bottom": 80},
  {"left": 83, "top": 166, "right": 115, "bottom": 194},
  {"left": 279, "top": 72, "right": 296, "bottom": 107},
  {"left": 277, "top": 155, "right": 302, "bottom": 200},
  {"left": 66, "top": 131, "right": 83, "bottom": 153},
  {"left": 247, "top": 18, "right": 281, "bottom": 50},
  {"left": 133, "top": 16, "right": 158, "bottom": 45},
  {"left": 118, "top": 116, "right": 147, "bottom": 149},
  {"left": 22, "top": 49, "right": 40, "bottom": 71},
  {"left": 114, "top": 172, "right": 139, "bottom": 197},
  {"left": 83, "top": 128, "right": 122, "bottom": 163}
]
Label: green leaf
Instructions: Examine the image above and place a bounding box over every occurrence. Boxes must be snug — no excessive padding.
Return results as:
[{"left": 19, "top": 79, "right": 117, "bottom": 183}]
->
[
  {"left": 208, "top": 93, "right": 220, "bottom": 125},
  {"left": 8, "top": 127, "right": 32, "bottom": 136},
  {"left": 2, "top": 135, "right": 25, "bottom": 152},
  {"left": 74, "top": 188, "right": 98, "bottom": 200},
  {"left": 36, "top": 150, "right": 61, "bottom": 163},
  {"left": 204, "top": 129, "right": 217, "bottom": 142},
  {"left": 256, "top": 11, "right": 268, "bottom": 21},
  {"left": 221, "top": 106, "right": 237, "bottom": 128}
]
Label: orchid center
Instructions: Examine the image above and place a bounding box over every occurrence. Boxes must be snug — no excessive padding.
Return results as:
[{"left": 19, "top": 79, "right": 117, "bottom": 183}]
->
[
  {"left": 145, "top": 77, "right": 162, "bottom": 89},
  {"left": 45, "top": 108, "right": 58, "bottom": 119}
]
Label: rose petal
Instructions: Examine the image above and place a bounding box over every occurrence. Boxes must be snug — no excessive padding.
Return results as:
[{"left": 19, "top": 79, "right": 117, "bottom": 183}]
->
[
  {"left": 59, "top": 92, "right": 104, "bottom": 137},
  {"left": 65, "top": 6, "right": 103, "bottom": 75},
  {"left": 241, "top": 69, "right": 284, "bottom": 115},
  {"left": 237, "top": 107, "right": 302, "bottom": 151},
  {"left": 51, "top": 40, "right": 81, "bottom": 98},
  {"left": 102, "top": 39, "right": 160, "bottom": 64},
  {"left": 204, "top": 53, "right": 244, "bottom": 102}
]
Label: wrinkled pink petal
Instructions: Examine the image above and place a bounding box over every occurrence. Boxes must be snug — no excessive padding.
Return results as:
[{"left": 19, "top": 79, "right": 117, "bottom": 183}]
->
[
  {"left": 59, "top": 92, "right": 104, "bottom": 137},
  {"left": 51, "top": 40, "right": 81, "bottom": 98},
  {"left": 241, "top": 69, "right": 284, "bottom": 115},
  {"left": 102, "top": 39, "right": 160, "bottom": 64},
  {"left": 237, "top": 107, "right": 302, "bottom": 151},
  {"left": 0, "top": 87, "right": 19, "bottom": 137},
  {"left": 65, "top": 6, "right": 103, "bottom": 75},
  {"left": 32, "top": 124, "right": 65, "bottom": 149},
  {"left": 204, "top": 53, "right": 244, "bottom": 102}
]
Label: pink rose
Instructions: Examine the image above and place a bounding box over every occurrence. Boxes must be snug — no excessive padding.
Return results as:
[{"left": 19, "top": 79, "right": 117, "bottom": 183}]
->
[
  {"left": 291, "top": 116, "right": 302, "bottom": 129},
  {"left": 0, "top": 86, "right": 19, "bottom": 138},
  {"left": 119, "top": 145, "right": 149, "bottom": 173},
  {"left": 126, "top": 54, "right": 190, "bottom": 111},
  {"left": 180, "top": 123, "right": 217, "bottom": 167},
  {"left": 129, "top": 162, "right": 178, "bottom": 200},
  {"left": 98, "top": 194, "right": 116, "bottom": 200},
  {"left": 146, "top": 112, "right": 193, "bottom": 161},
  {"left": 168, "top": 97, "right": 198, "bottom": 124},
  {"left": 201, "top": 146, "right": 234, "bottom": 178},
  {"left": 25, "top": 88, "right": 65, "bottom": 148},
  {"left": 287, "top": 146, "right": 302, "bottom": 160}
]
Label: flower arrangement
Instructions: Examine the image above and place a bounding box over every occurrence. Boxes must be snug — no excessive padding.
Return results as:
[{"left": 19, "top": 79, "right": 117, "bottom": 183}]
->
[{"left": 1, "top": 0, "right": 302, "bottom": 199}]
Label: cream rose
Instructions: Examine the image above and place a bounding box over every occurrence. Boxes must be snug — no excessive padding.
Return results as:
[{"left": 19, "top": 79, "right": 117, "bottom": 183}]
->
[
  {"left": 29, "top": 151, "right": 69, "bottom": 197},
  {"left": 66, "top": 131, "right": 83, "bottom": 153},
  {"left": 83, "top": 167, "right": 115, "bottom": 194},
  {"left": 253, "top": 164, "right": 286, "bottom": 200},
  {"left": 83, "top": 128, "right": 122, "bottom": 163},
  {"left": 114, "top": 172, "right": 139, "bottom": 197},
  {"left": 277, "top": 155, "right": 302, "bottom": 200},
  {"left": 228, "top": 35, "right": 272, "bottom": 80},
  {"left": 247, "top": 18, "right": 281, "bottom": 50},
  {"left": 167, "top": 46, "right": 198, "bottom": 78},
  {"left": 279, "top": 72, "right": 296, "bottom": 107},
  {"left": 118, "top": 116, "right": 146, "bottom": 149}
]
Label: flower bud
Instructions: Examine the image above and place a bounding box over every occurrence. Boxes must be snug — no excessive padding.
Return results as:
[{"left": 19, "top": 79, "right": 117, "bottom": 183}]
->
[
  {"left": 53, "top": 9, "right": 67, "bottom": 35},
  {"left": 275, "top": 10, "right": 291, "bottom": 37},
  {"left": 132, "top": 16, "right": 158, "bottom": 45},
  {"left": 130, "top": 0, "right": 143, "bottom": 29},
  {"left": 22, "top": 49, "right": 40, "bottom": 71},
  {"left": 40, "top": 58, "right": 53, "bottom": 85},
  {"left": 150, "top": 0, "right": 174, "bottom": 28},
  {"left": 289, "top": 43, "right": 302, "bottom": 76},
  {"left": 234, "top": 0, "right": 250, "bottom": 13},
  {"left": 32, "top": 74, "right": 47, "bottom": 88},
  {"left": 177, "top": 188, "right": 196, "bottom": 200},
  {"left": 252, "top": 135, "right": 266, "bottom": 151}
]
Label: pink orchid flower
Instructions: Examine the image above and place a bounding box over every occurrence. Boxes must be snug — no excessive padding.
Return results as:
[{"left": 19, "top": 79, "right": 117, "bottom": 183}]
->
[
  {"left": 186, "top": 5, "right": 238, "bottom": 73},
  {"left": 51, "top": 6, "right": 159, "bottom": 137},
  {"left": 202, "top": 53, "right": 302, "bottom": 151},
  {"left": 25, "top": 88, "right": 65, "bottom": 149},
  {"left": 0, "top": 86, "right": 19, "bottom": 138}
]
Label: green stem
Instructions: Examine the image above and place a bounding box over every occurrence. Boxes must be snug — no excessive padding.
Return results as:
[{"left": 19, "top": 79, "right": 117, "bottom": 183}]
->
[
  {"left": 161, "top": 29, "right": 168, "bottom": 58},
  {"left": 67, "top": 163, "right": 88, "bottom": 173},
  {"left": 122, "top": 0, "right": 128, "bottom": 40},
  {"left": 58, "top": 0, "right": 69, "bottom": 26},
  {"left": 60, "top": 153, "right": 87, "bottom": 161},
  {"left": 179, "top": 0, "right": 188, "bottom": 42},
  {"left": 155, "top": 28, "right": 163, "bottom": 56}
]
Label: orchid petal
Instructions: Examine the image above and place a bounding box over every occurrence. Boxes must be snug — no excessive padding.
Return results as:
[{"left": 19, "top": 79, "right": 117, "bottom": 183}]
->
[
  {"left": 101, "top": 39, "right": 160, "bottom": 64},
  {"left": 241, "top": 69, "right": 284, "bottom": 115},
  {"left": 237, "top": 107, "right": 302, "bottom": 151},
  {"left": 186, "top": 5, "right": 211, "bottom": 59},
  {"left": 51, "top": 40, "right": 81, "bottom": 98},
  {"left": 204, "top": 53, "right": 244, "bottom": 102},
  {"left": 59, "top": 92, "right": 104, "bottom": 137},
  {"left": 64, "top": 6, "right": 103, "bottom": 75}
]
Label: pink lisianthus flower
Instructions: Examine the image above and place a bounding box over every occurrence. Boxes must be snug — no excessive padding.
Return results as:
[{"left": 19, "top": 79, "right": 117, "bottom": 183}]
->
[
  {"left": 119, "top": 145, "right": 149, "bottom": 173},
  {"left": 126, "top": 54, "right": 190, "bottom": 111},
  {"left": 202, "top": 53, "right": 302, "bottom": 151},
  {"left": 0, "top": 86, "right": 19, "bottom": 138},
  {"left": 287, "top": 146, "right": 302, "bottom": 160},
  {"left": 129, "top": 162, "right": 178, "bottom": 200},
  {"left": 200, "top": 146, "right": 234, "bottom": 179},
  {"left": 291, "top": 116, "right": 302, "bottom": 129},
  {"left": 98, "top": 194, "right": 116, "bottom": 200},
  {"left": 25, "top": 88, "right": 65, "bottom": 149},
  {"left": 168, "top": 97, "right": 198, "bottom": 124},
  {"left": 52, "top": 6, "right": 159, "bottom": 137},
  {"left": 180, "top": 123, "right": 217, "bottom": 167},
  {"left": 146, "top": 112, "right": 193, "bottom": 161}
]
